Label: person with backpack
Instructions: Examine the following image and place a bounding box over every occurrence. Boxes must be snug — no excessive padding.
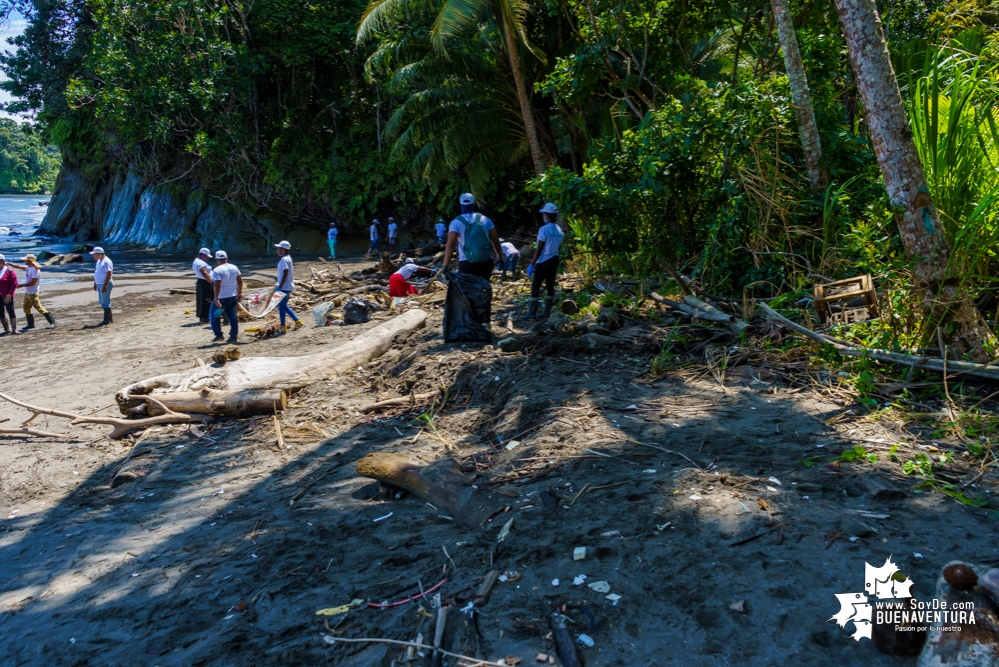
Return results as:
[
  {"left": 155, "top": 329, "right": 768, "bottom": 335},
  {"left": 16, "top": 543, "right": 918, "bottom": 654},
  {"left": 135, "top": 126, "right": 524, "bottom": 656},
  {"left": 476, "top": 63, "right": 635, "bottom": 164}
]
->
[
  {"left": 442, "top": 192, "right": 502, "bottom": 325},
  {"left": 526, "top": 203, "right": 566, "bottom": 320}
]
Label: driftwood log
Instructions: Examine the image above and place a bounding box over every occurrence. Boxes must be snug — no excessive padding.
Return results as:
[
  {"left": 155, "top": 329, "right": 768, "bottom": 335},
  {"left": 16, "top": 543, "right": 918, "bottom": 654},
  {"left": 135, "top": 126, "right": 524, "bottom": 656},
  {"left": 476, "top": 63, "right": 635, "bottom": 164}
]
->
[
  {"left": 123, "top": 388, "right": 288, "bottom": 417},
  {"left": 650, "top": 292, "right": 751, "bottom": 334},
  {"left": 0, "top": 391, "right": 204, "bottom": 440},
  {"left": 760, "top": 303, "right": 999, "bottom": 382},
  {"left": 116, "top": 309, "right": 428, "bottom": 413},
  {"left": 355, "top": 453, "right": 503, "bottom": 527}
]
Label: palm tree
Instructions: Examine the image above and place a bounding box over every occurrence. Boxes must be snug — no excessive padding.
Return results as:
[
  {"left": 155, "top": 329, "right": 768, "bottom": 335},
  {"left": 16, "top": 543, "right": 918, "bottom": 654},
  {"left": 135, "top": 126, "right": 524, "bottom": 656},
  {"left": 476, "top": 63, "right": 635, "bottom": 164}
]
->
[
  {"left": 357, "top": 0, "right": 547, "bottom": 176},
  {"left": 367, "top": 31, "right": 527, "bottom": 194}
]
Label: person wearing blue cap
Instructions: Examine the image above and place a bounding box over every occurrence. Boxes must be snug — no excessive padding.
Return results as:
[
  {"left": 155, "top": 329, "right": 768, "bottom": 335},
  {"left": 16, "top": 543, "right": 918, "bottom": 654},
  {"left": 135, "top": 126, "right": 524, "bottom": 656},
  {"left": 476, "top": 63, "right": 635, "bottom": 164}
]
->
[
  {"left": 526, "top": 203, "right": 565, "bottom": 320},
  {"left": 193, "top": 247, "right": 214, "bottom": 323}
]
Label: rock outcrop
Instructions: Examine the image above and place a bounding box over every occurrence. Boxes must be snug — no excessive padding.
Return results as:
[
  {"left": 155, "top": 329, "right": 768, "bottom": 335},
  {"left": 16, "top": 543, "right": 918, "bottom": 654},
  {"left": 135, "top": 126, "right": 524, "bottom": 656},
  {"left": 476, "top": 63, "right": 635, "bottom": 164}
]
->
[{"left": 38, "top": 170, "right": 323, "bottom": 253}]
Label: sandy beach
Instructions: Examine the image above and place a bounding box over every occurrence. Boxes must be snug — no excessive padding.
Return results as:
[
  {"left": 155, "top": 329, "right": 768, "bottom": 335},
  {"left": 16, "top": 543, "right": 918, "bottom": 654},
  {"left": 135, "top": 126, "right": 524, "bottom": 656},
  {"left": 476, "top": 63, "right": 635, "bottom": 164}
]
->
[{"left": 0, "top": 255, "right": 997, "bottom": 666}]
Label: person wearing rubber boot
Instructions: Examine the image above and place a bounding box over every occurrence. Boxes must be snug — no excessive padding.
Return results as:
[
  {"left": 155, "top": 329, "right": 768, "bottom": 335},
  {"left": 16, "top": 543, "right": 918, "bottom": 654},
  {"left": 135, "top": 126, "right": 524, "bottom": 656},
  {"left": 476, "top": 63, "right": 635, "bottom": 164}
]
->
[
  {"left": 10, "top": 254, "right": 55, "bottom": 330},
  {"left": 442, "top": 192, "right": 503, "bottom": 328},
  {"left": 274, "top": 240, "right": 304, "bottom": 332},
  {"left": 526, "top": 203, "right": 565, "bottom": 320},
  {"left": 210, "top": 250, "right": 242, "bottom": 343},
  {"left": 0, "top": 254, "right": 20, "bottom": 335},
  {"left": 92, "top": 247, "right": 114, "bottom": 326},
  {"left": 193, "top": 247, "right": 213, "bottom": 324}
]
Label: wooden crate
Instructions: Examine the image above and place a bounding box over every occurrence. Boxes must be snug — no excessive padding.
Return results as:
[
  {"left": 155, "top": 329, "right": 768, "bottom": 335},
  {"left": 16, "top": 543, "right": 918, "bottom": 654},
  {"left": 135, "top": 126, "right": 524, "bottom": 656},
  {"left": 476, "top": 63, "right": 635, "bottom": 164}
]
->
[{"left": 814, "top": 274, "right": 878, "bottom": 325}]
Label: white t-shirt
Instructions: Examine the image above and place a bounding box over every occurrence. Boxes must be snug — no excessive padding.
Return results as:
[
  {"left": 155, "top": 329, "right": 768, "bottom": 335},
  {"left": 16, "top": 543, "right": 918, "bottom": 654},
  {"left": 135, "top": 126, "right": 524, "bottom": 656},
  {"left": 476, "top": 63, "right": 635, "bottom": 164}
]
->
[
  {"left": 212, "top": 263, "right": 242, "bottom": 299},
  {"left": 387, "top": 222, "right": 398, "bottom": 239},
  {"left": 193, "top": 257, "right": 211, "bottom": 281},
  {"left": 328, "top": 227, "right": 338, "bottom": 240},
  {"left": 500, "top": 242, "right": 519, "bottom": 258},
  {"left": 536, "top": 223, "right": 565, "bottom": 264},
  {"left": 394, "top": 263, "right": 420, "bottom": 280},
  {"left": 370, "top": 224, "right": 379, "bottom": 241},
  {"left": 94, "top": 257, "right": 113, "bottom": 284},
  {"left": 23, "top": 266, "right": 40, "bottom": 295},
  {"left": 448, "top": 213, "right": 495, "bottom": 262},
  {"left": 277, "top": 255, "right": 294, "bottom": 292},
  {"left": 435, "top": 222, "right": 446, "bottom": 237}
]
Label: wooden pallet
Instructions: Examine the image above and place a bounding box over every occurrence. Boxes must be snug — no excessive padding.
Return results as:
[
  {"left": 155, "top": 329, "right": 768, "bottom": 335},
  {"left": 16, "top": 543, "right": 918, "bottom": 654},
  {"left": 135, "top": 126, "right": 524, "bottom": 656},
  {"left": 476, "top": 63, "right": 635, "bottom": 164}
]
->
[{"left": 814, "top": 274, "right": 878, "bottom": 325}]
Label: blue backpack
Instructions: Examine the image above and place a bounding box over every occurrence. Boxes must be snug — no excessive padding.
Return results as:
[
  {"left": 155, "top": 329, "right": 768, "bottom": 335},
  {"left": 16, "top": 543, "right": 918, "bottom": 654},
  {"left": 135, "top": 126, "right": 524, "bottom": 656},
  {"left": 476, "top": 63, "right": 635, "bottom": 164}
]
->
[{"left": 461, "top": 213, "right": 492, "bottom": 263}]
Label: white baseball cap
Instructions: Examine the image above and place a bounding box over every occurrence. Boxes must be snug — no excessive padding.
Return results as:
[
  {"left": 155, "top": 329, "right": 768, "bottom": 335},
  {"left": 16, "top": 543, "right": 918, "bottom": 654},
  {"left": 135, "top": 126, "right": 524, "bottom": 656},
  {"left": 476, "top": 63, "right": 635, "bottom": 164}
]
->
[
  {"left": 373, "top": 219, "right": 379, "bottom": 223},
  {"left": 91, "top": 247, "right": 105, "bottom": 255},
  {"left": 389, "top": 217, "right": 395, "bottom": 221},
  {"left": 459, "top": 193, "right": 475, "bottom": 205},
  {"left": 215, "top": 250, "right": 228, "bottom": 259},
  {"left": 0, "top": 254, "right": 5, "bottom": 261},
  {"left": 539, "top": 203, "right": 558, "bottom": 215},
  {"left": 404, "top": 258, "right": 415, "bottom": 264},
  {"left": 198, "top": 247, "right": 211, "bottom": 256},
  {"left": 274, "top": 240, "right": 291, "bottom": 250}
]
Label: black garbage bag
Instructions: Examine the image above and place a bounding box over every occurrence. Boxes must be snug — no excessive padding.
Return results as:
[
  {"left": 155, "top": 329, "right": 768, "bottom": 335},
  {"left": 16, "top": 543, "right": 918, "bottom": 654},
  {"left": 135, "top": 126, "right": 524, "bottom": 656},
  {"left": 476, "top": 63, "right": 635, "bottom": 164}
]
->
[
  {"left": 343, "top": 299, "right": 378, "bottom": 324},
  {"left": 443, "top": 272, "right": 492, "bottom": 343}
]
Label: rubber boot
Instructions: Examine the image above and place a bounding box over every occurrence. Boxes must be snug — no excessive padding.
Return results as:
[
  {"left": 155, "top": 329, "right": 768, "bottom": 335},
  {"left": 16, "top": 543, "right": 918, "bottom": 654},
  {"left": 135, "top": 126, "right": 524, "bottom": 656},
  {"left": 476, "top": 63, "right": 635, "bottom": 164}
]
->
[
  {"left": 43, "top": 312, "right": 55, "bottom": 329},
  {"left": 525, "top": 297, "right": 539, "bottom": 320},
  {"left": 543, "top": 297, "right": 554, "bottom": 319},
  {"left": 10, "top": 317, "right": 19, "bottom": 334},
  {"left": 21, "top": 314, "right": 35, "bottom": 331},
  {"left": 98, "top": 308, "right": 112, "bottom": 326},
  {"left": 108, "top": 308, "right": 113, "bottom": 323},
  {"left": 0, "top": 318, "right": 8, "bottom": 335}
]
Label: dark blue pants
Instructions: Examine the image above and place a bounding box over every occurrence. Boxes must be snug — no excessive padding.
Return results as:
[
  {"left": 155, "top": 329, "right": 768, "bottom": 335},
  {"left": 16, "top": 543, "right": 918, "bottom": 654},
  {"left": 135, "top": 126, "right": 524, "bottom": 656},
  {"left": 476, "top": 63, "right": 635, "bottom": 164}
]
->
[{"left": 211, "top": 296, "right": 239, "bottom": 340}]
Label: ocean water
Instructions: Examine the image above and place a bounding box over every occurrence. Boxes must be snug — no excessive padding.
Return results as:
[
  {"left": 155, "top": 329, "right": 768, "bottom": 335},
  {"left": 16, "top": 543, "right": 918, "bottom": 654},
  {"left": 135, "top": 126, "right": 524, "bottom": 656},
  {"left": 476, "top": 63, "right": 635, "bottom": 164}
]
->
[{"left": 0, "top": 194, "right": 78, "bottom": 259}]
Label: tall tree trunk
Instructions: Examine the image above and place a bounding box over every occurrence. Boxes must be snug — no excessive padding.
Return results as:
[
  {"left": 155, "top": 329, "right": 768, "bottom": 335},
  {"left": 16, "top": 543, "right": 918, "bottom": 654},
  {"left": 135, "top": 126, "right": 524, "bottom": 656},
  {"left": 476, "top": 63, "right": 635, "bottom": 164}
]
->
[
  {"left": 501, "top": 18, "right": 547, "bottom": 176},
  {"left": 770, "top": 0, "right": 827, "bottom": 194},
  {"left": 833, "top": 0, "right": 993, "bottom": 361}
]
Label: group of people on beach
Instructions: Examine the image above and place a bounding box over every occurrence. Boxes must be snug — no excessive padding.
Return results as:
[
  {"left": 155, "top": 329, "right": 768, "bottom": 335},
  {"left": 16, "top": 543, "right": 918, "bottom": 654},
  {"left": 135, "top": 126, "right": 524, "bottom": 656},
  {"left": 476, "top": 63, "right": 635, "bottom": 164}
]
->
[
  {"left": 0, "top": 193, "right": 562, "bottom": 340},
  {"left": 192, "top": 241, "right": 303, "bottom": 344},
  {"left": 0, "top": 252, "right": 59, "bottom": 335},
  {"left": 336, "top": 192, "right": 566, "bottom": 326}
]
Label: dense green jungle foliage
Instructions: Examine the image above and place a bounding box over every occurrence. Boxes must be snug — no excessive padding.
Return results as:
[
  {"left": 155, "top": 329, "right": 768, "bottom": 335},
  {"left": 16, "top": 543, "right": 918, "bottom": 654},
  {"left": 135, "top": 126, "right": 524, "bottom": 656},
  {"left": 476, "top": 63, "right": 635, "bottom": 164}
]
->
[
  {"left": 0, "top": 118, "right": 59, "bottom": 193},
  {"left": 7, "top": 0, "right": 999, "bottom": 313}
]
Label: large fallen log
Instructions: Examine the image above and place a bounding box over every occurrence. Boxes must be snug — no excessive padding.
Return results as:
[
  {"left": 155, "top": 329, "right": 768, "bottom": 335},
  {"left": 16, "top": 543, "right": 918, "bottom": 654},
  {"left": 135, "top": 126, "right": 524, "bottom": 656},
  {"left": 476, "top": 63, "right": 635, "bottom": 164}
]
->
[
  {"left": 355, "top": 453, "right": 503, "bottom": 527},
  {"left": 123, "top": 388, "right": 288, "bottom": 417},
  {"left": 116, "top": 309, "right": 428, "bottom": 414},
  {"left": 760, "top": 303, "right": 999, "bottom": 382},
  {"left": 650, "top": 292, "right": 750, "bottom": 334}
]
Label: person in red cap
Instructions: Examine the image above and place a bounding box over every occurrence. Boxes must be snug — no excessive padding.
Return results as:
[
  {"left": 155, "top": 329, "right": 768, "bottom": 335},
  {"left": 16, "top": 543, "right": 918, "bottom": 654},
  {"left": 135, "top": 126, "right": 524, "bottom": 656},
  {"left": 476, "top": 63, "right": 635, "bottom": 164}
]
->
[{"left": 0, "top": 253, "right": 20, "bottom": 335}]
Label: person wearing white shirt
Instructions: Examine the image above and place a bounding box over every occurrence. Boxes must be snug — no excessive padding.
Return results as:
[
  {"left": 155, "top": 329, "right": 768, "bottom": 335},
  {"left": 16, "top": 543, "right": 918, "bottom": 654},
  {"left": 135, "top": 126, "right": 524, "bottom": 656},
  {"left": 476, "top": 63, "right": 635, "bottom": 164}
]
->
[
  {"left": 526, "top": 203, "right": 566, "bottom": 320},
  {"left": 274, "top": 240, "right": 303, "bottom": 331},
  {"left": 369, "top": 220, "right": 380, "bottom": 254},
  {"left": 435, "top": 219, "right": 447, "bottom": 246},
  {"left": 91, "top": 247, "right": 114, "bottom": 326},
  {"left": 192, "top": 247, "right": 214, "bottom": 323},
  {"left": 499, "top": 239, "right": 520, "bottom": 281},
  {"left": 389, "top": 257, "right": 430, "bottom": 296},
  {"left": 210, "top": 250, "right": 242, "bottom": 343},
  {"left": 442, "top": 192, "right": 503, "bottom": 328},
  {"left": 8, "top": 254, "right": 56, "bottom": 330},
  {"left": 327, "top": 223, "right": 339, "bottom": 258},
  {"left": 387, "top": 217, "right": 398, "bottom": 254}
]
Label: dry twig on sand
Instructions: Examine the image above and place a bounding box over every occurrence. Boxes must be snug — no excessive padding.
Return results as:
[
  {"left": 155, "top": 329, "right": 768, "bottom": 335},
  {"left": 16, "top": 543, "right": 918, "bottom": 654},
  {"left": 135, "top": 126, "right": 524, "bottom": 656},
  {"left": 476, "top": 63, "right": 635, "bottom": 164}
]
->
[{"left": 0, "top": 391, "right": 204, "bottom": 440}]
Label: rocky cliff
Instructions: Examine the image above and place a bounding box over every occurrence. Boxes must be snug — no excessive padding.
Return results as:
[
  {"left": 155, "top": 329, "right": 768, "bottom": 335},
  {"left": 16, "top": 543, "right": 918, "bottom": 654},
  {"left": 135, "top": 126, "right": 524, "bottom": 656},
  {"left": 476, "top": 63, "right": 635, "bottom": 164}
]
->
[{"left": 38, "top": 170, "right": 324, "bottom": 254}]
